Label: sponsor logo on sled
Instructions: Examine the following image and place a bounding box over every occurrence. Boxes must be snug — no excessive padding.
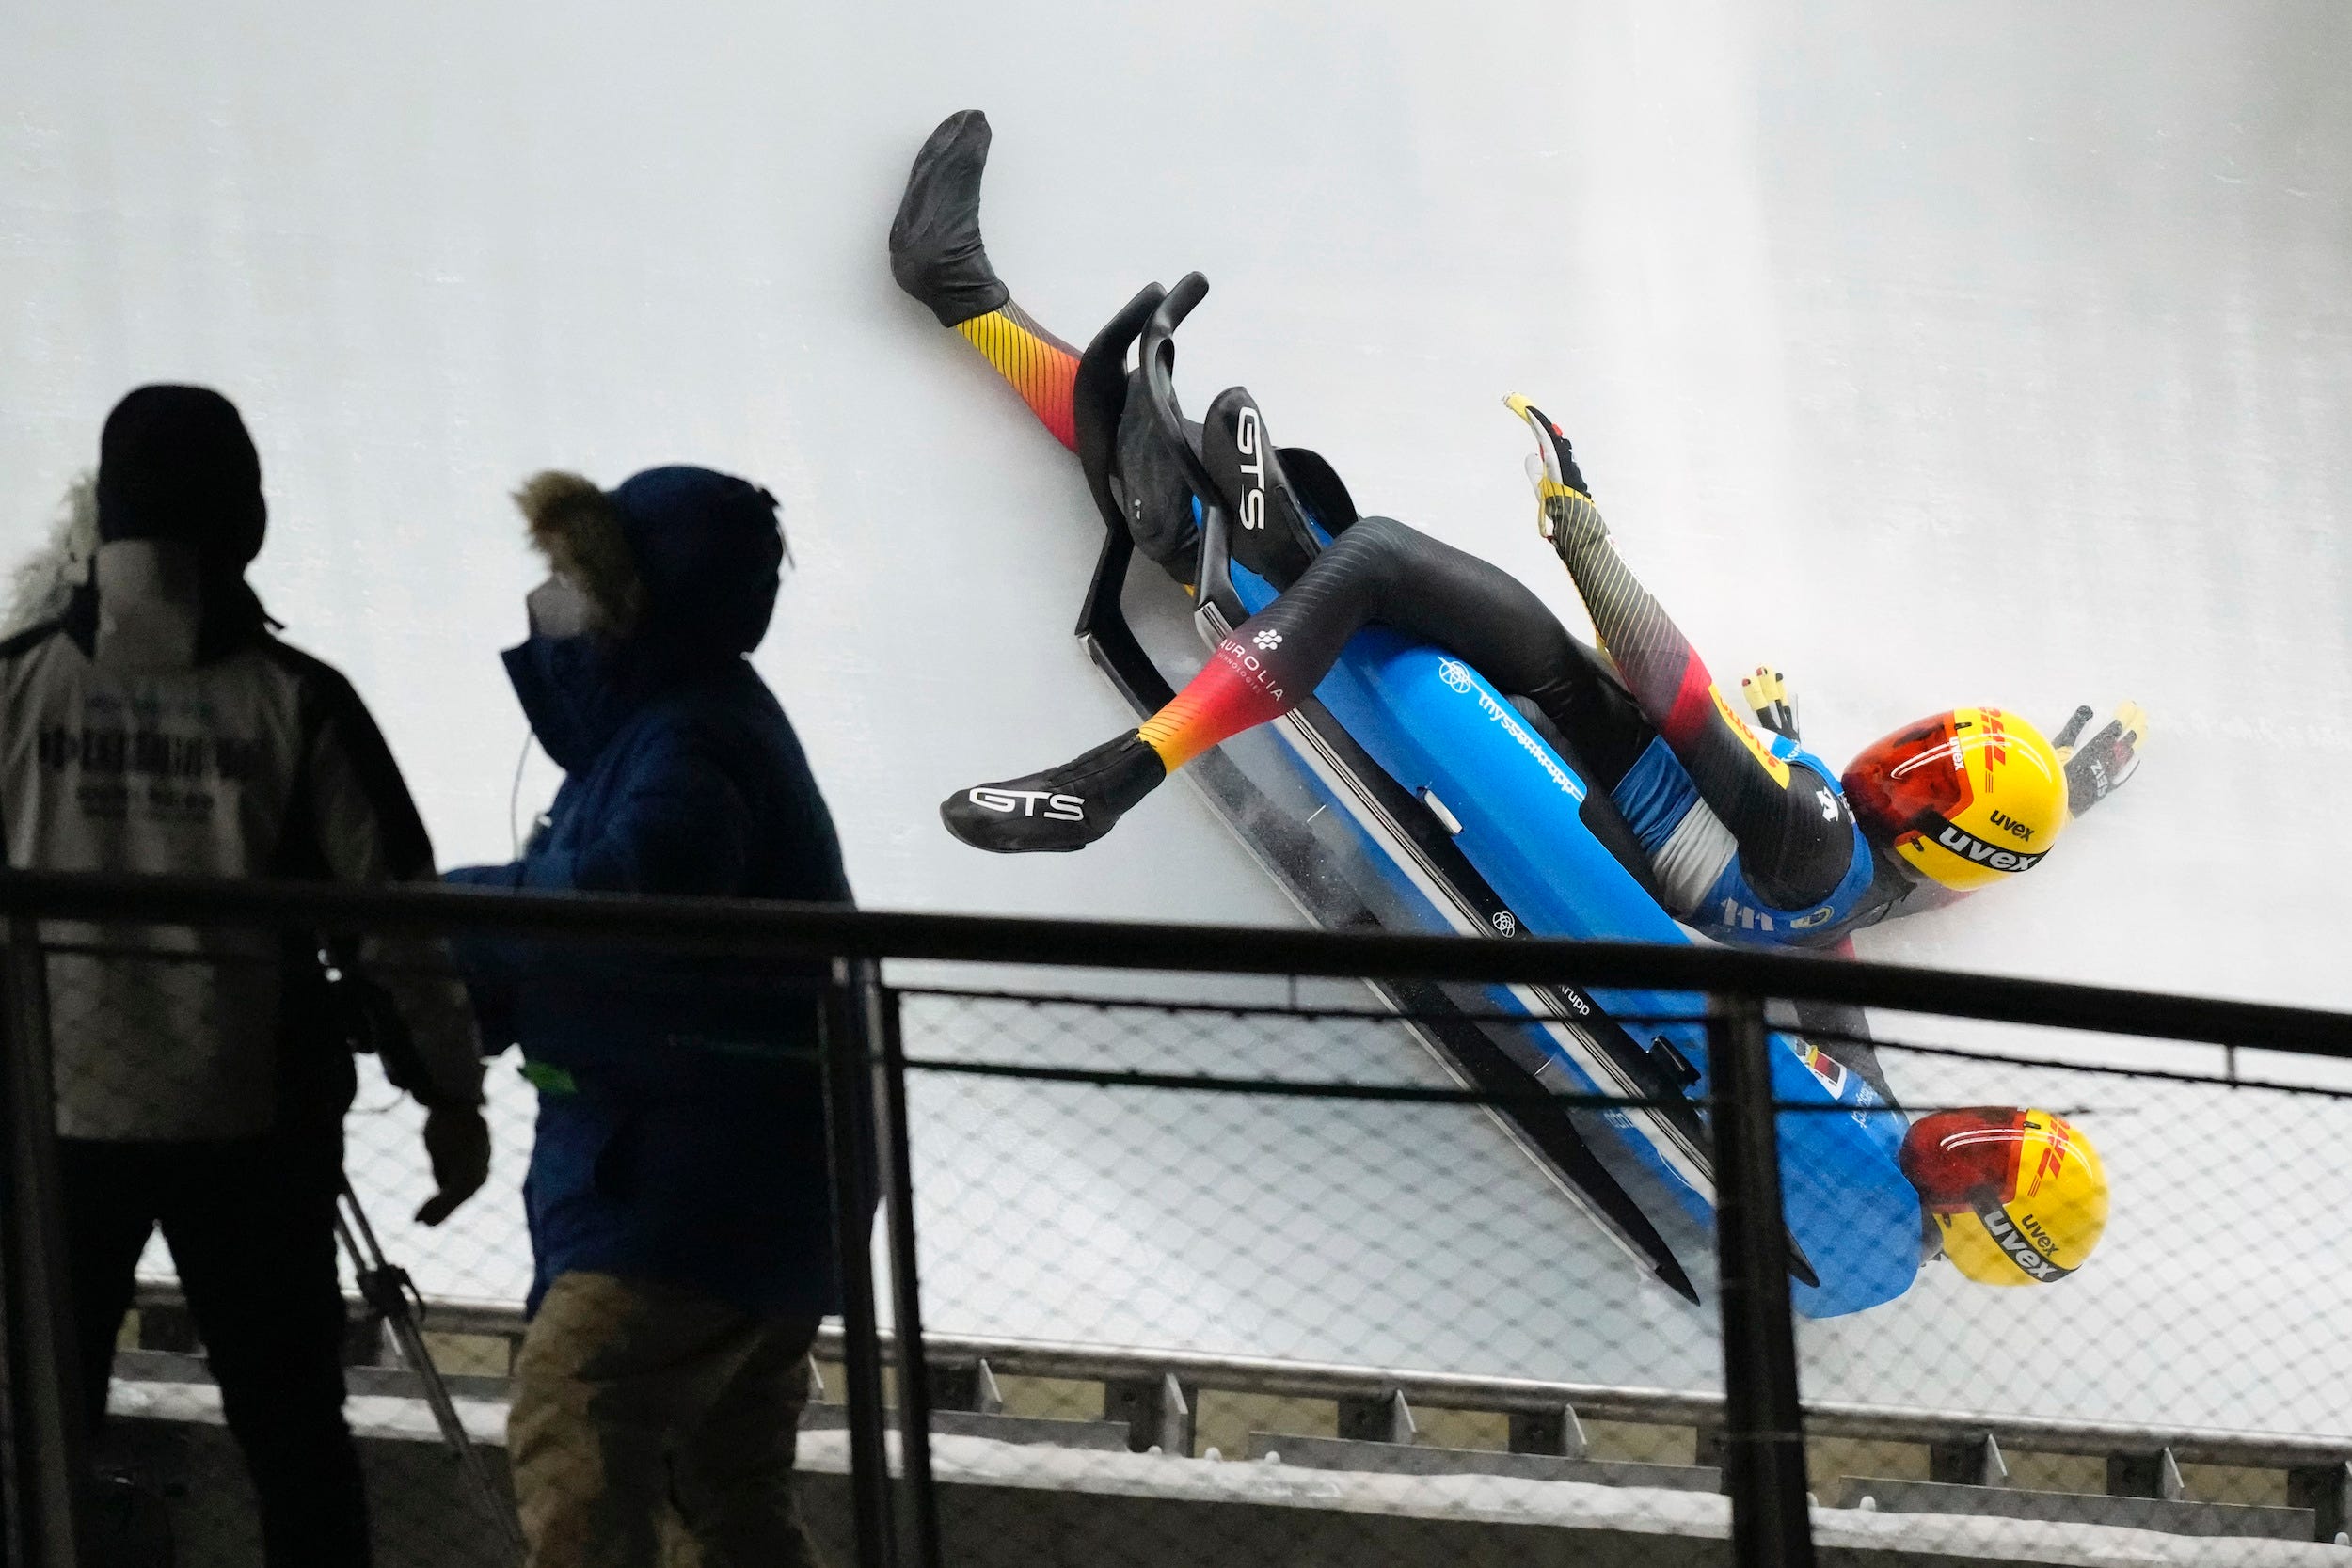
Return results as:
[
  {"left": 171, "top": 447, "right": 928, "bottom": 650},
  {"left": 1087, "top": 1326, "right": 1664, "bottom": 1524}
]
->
[
  {"left": 1437, "top": 660, "right": 1586, "bottom": 801},
  {"left": 1234, "top": 407, "right": 1266, "bottom": 531},
  {"left": 1252, "top": 628, "right": 1282, "bottom": 650},
  {"left": 966, "top": 788, "right": 1086, "bottom": 821},
  {"left": 1931, "top": 822, "right": 2043, "bottom": 873}
]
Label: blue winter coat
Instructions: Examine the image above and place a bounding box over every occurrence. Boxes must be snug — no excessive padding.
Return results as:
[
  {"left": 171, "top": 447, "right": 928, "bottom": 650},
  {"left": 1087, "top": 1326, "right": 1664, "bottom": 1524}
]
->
[{"left": 448, "top": 467, "right": 855, "bottom": 1319}]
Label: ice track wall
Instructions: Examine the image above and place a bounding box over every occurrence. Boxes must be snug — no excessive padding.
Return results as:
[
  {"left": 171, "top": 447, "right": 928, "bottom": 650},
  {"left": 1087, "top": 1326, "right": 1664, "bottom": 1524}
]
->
[{"left": 5, "top": 0, "right": 2348, "bottom": 1437}]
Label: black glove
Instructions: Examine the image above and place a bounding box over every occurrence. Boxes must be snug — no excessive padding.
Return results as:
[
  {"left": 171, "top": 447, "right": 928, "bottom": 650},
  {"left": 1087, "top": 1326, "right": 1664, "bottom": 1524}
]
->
[
  {"left": 1742, "top": 667, "right": 1800, "bottom": 741},
  {"left": 320, "top": 942, "right": 443, "bottom": 1100},
  {"left": 1506, "top": 395, "right": 1608, "bottom": 559},
  {"left": 2057, "top": 702, "right": 2145, "bottom": 817}
]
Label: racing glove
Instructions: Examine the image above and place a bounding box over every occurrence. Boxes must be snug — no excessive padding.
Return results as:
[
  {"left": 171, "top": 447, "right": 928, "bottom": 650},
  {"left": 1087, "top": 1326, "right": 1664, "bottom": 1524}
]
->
[
  {"left": 2052, "top": 702, "right": 2146, "bottom": 818},
  {"left": 1504, "top": 394, "right": 1607, "bottom": 556},
  {"left": 1743, "top": 667, "right": 1800, "bottom": 741}
]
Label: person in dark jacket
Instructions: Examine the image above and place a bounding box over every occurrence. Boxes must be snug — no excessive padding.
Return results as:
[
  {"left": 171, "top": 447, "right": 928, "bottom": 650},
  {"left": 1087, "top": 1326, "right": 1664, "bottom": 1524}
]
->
[
  {"left": 0, "top": 386, "right": 490, "bottom": 1568},
  {"left": 447, "top": 465, "right": 853, "bottom": 1568}
]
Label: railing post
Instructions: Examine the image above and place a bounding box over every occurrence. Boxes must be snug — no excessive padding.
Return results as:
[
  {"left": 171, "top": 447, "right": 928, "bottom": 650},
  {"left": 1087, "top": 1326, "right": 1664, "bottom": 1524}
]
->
[
  {"left": 821, "top": 958, "right": 896, "bottom": 1568},
  {"left": 864, "top": 975, "right": 943, "bottom": 1568},
  {"left": 0, "top": 917, "right": 86, "bottom": 1568},
  {"left": 1708, "top": 990, "right": 1815, "bottom": 1568}
]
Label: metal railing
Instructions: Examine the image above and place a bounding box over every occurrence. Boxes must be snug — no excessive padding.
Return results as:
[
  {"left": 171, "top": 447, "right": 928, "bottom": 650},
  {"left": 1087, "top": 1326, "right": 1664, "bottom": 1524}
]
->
[
  {"left": 1, "top": 869, "right": 2346, "bottom": 1568},
  {"left": 117, "top": 1288, "right": 2352, "bottom": 1491}
]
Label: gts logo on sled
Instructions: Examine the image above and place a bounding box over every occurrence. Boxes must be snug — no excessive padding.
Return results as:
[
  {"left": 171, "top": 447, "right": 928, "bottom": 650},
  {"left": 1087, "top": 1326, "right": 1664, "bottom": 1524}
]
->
[
  {"left": 1234, "top": 407, "right": 1267, "bottom": 531},
  {"left": 1931, "top": 822, "right": 2043, "bottom": 874},
  {"left": 965, "top": 788, "right": 1086, "bottom": 821}
]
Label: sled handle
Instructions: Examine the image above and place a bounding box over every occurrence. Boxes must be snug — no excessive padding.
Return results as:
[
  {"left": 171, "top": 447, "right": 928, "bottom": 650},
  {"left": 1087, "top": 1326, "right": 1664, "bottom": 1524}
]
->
[
  {"left": 1073, "top": 280, "right": 1169, "bottom": 552},
  {"left": 1140, "top": 272, "right": 1227, "bottom": 508}
]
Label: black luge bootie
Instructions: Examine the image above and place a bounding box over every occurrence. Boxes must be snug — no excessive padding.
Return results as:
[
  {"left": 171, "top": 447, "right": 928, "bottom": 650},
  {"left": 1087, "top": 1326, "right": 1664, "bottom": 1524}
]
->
[
  {"left": 889, "top": 110, "right": 1010, "bottom": 328},
  {"left": 940, "top": 734, "right": 1168, "bottom": 853}
]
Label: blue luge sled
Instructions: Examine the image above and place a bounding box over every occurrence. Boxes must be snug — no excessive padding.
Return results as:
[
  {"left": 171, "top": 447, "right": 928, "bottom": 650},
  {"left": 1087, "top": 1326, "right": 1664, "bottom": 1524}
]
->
[
  {"left": 1231, "top": 569, "right": 1919, "bottom": 1317},
  {"left": 1075, "top": 273, "right": 1920, "bottom": 1317}
]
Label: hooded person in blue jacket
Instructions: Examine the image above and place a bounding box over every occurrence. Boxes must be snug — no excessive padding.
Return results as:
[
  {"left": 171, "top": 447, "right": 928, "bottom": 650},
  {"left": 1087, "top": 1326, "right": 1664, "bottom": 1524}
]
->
[{"left": 447, "top": 465, "right": 852, "bottom": 1568}]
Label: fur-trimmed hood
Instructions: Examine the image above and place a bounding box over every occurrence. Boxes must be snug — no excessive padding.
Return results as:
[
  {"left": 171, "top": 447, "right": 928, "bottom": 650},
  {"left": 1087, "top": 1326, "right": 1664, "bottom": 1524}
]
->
[
  {"left": 514, "top": 472, "right": 645, "bottom": 638},
  {"left": 5, "top": 474, "right": 272, "bottom": 661},
  {"left": 504, "top": 465, "right": 786, "bottom": 773},
  {"left": 2, "top": 476, "right": 100, "bottom": 639},
  {"left": 513, "top": 466, "right": 783, "bottom": 657}
]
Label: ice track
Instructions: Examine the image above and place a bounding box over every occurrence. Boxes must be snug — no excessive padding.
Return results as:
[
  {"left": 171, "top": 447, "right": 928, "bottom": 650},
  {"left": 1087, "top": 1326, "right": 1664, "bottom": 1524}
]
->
[{"left": 4, "top": 0, "right": 2349, "bottom": 1439}]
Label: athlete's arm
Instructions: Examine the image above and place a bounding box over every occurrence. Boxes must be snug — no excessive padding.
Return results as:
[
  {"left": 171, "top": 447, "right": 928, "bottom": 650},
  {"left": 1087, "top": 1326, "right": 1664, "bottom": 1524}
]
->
[{"left": 1509, "top": 398, "right": 1856, "bottom": 908}]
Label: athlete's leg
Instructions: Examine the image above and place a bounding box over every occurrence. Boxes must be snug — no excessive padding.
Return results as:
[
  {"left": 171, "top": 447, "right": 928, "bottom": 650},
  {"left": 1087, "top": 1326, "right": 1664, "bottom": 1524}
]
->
[
  {"left": 1141, "top": 517, "right": 1649, "bottom": 772},
  {"left": 1516, "top": 404, "right": 1860, "bottom": 909},
  {"left": 951, "top": 305, "right": 1079, "bottom": 451},
  {"left": 942, "top": 515, "right": 1658, "bottom": 854},
  {"left": 890, "top": 109, "right": 1080, "bottom": 450},
  {"left": 167, "top": 1132, "right": 370, "bottom": 1566}
]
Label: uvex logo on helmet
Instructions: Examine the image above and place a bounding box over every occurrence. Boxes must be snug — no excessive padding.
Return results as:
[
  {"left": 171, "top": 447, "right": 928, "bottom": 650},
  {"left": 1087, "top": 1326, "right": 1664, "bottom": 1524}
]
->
[
  {"left": 1973, "top": 1201, "right": 2074, "bottom": 1282},
  {"left": 1234, "top": 407, "right": 1266, "bottom": 531},
  {"left": 965, "top": 787, "right": 1085, "bottom": 821},
  {"left": 1925, "top": 818, "right": 2043, "bottom": 875}
]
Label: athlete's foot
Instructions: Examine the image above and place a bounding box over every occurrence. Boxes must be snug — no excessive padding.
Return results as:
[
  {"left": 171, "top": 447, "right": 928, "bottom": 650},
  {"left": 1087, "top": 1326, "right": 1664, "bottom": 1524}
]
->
[
  {"left": 940, "top": 734, "right": 1168, "bottom": 853},
  {"left": 890, "top": 109, "right": 1010, "bottom": 328}
]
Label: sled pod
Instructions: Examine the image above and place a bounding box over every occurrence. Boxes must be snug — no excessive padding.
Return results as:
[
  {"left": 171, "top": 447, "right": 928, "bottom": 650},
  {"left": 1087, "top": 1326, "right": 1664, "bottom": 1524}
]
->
[{"left": 1078, "top": 274, "right": 1921, "bottom": 1318}]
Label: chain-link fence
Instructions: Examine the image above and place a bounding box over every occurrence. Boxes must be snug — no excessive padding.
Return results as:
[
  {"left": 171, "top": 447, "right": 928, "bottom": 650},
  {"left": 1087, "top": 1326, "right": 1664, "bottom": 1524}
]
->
[
  {"left": 1, "top": 875, "right": 2347, "bottom": 1568},
  {"left": 882, "top": 985, "right": 2352, "bottom": 1566}
]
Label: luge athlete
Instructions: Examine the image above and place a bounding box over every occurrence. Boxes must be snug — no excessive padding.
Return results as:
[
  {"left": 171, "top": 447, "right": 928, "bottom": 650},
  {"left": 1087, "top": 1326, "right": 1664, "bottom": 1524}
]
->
[{"left": 893, "top": 110, "right": 2145, "bottom": 956}]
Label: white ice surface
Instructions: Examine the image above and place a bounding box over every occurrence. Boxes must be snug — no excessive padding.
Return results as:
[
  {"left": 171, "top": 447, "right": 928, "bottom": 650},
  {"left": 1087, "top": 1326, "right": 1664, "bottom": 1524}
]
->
[{"left": 6, "top": 0, "right": 2349, "bottom": 1445}]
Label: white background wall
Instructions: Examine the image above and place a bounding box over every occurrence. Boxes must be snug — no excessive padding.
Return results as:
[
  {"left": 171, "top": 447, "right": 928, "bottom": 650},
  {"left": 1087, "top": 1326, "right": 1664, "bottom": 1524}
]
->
[{"left": 7, "top": 0, "right": 2347, "bottom": 1436}]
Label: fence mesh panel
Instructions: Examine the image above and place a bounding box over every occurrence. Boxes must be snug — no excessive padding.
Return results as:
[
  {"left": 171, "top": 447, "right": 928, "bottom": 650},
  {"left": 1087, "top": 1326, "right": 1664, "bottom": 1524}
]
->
[{"left": 9, "top": 917, "right": 2347, "bottom": 1567}]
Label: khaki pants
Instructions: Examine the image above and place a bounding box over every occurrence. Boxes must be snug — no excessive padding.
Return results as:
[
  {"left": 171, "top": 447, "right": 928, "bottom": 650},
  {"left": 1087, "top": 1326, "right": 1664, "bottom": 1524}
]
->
[{"left": 509, "top": 1272, "right": 826, "bottom": 1568}]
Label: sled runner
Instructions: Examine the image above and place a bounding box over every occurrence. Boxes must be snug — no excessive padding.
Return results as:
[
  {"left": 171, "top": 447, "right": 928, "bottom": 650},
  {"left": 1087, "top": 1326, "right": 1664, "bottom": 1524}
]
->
[{"left": 1070, "top": 275, "right": 1922, "bottom": 1318}]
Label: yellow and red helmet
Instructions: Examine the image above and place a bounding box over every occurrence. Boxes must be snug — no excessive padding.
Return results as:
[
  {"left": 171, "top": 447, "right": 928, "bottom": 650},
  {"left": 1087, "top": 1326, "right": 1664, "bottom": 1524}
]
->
[
  {"left": 1842, "top": 707, "right": 2067, "bottom": 892},
  {"left": 1900, "top": 1108, "right": 2109, "bottom": 1286}
]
